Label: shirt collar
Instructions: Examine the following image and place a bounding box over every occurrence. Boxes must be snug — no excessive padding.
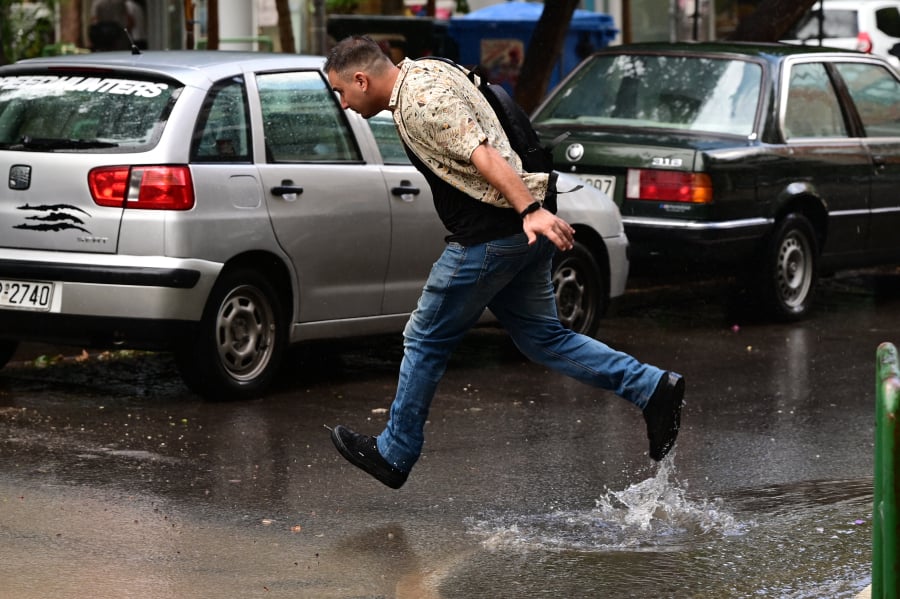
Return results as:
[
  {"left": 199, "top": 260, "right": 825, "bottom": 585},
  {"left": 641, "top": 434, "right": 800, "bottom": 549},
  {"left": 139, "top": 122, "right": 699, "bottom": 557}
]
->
[{"left": 388, "top": 58, "right": 414, "bottom": 111}]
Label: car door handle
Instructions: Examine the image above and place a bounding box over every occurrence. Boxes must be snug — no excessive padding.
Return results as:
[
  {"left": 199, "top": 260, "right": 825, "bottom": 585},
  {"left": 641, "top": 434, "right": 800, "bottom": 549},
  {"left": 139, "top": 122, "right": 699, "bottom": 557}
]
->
[
  {"left": 873, "top": 155, "right": 887, "bottom": 171},
  {"left": 391, "top": 181, "right": 420, "bottom": 202},
  {"left": 271, "top": 180, "right": 304, "bottom": 202}
]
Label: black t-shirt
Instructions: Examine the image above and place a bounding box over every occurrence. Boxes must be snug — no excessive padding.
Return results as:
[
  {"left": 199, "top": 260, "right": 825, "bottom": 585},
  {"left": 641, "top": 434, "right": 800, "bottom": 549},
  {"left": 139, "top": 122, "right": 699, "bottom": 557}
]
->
[{"left": 404, "top": 144, "right": 523, "bottom": 246}]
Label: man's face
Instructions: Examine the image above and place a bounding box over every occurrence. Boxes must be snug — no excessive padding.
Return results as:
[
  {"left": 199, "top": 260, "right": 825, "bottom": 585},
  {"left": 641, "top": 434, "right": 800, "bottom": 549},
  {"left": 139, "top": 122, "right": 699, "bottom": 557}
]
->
[{"left": 328, "top": 69, "right": 380, "bottom": 119}]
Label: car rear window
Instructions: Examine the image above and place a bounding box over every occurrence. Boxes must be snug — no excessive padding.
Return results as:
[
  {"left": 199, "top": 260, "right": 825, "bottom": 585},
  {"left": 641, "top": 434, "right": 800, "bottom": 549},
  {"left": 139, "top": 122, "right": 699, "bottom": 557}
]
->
[
  {"left": 533, "top": 53, "right": 762, "bottom": 136},
  {"left": 0, "top": 71, "right": 180, "bottom": 152}
]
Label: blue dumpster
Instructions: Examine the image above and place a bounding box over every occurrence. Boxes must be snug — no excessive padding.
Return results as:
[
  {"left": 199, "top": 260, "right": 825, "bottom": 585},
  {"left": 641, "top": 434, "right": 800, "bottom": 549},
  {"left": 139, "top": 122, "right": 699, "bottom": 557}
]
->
[{"left": 448, "top": 1, "right": 618, "bottom": 94}]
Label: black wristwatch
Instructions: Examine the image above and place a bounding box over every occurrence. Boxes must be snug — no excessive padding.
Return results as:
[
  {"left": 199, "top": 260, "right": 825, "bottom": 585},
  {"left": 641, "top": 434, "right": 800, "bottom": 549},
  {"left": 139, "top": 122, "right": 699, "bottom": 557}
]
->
[{"left": 519, "top": 201, "right": 542, "bottom": 219}]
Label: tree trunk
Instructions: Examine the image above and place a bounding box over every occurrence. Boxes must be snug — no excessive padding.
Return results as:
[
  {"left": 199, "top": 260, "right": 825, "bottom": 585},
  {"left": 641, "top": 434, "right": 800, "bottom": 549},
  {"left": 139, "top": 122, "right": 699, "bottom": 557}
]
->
[
  {"left": 0, "top": 0, "right": 11, "bottom": 65},
  {"left": 206, "top": 0, "right": 219, "bottom": 50},
  {"left": 728, "top": 0, "right": 818, "bottom": 42},
  {"left": 275, "top": 0, "right": 295, "bottom": 53},
  {"left": 514, "top": 0, "right": 579, "bottom": 114},
  {"left": 185, "top": 0, "right": 195, "bottom": 49},
  {"left": 59, "top": 0, "right": 82, "bottom": 47}
]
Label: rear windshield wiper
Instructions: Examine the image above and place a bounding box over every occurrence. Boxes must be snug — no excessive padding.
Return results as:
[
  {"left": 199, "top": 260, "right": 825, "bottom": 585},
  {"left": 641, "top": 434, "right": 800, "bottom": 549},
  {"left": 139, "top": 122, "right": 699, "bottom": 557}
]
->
[{"left": 12, "top": 136, "right": 120, "bottom": 150}]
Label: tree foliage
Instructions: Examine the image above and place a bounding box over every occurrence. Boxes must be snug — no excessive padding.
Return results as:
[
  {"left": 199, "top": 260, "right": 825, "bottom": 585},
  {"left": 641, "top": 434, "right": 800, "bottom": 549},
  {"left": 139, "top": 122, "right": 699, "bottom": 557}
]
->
[{"left": 1, "top": 0, "right": 56, "bottom": 65}]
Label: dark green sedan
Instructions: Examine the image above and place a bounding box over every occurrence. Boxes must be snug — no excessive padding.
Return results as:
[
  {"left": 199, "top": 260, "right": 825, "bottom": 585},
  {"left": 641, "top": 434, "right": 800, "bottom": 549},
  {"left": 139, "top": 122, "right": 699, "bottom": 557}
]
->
[{"left": 533, "top": 42, "right": 900, "bottom": 320}]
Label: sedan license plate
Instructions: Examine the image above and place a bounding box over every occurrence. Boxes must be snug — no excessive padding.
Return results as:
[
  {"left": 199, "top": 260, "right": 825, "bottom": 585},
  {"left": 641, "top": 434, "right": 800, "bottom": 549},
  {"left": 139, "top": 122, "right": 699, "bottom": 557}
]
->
[
  {"left": 0, "top": 279, "right": 55, "bottom": 311},
  {"left": 578, "top": 174, "right": 616, "bottom": 199}
]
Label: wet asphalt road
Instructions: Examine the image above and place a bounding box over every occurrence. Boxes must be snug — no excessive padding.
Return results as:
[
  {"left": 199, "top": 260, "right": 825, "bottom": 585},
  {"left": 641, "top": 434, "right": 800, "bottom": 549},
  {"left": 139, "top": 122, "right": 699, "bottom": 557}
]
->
[{"left": 1, "top": 270, "right": 896, "bottom": 598}]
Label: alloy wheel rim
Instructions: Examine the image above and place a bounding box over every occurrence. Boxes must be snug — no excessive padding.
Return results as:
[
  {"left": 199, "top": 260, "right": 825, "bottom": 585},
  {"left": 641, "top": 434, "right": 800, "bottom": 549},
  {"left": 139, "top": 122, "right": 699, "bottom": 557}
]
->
[{"left": 214, "top": 285, "right": 275, "bottom": 381}]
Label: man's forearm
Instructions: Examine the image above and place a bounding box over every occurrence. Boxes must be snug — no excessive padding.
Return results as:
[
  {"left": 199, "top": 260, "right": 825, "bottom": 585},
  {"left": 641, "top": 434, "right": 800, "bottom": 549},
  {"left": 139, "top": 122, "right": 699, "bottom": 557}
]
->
[{"left": 469, "top": 142, "right": 536, "bottom": 214}]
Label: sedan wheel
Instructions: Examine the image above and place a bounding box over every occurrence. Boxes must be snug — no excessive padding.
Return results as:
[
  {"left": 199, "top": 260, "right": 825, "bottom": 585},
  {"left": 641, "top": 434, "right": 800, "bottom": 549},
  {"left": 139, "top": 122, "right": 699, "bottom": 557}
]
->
[
  {"left": 552, "top": 241, "right": 608, "bottom": 338},
  {"left": 759, "top": 214, "right": 818, "bottom": 321},
  {"left": 175, "top": 269, "right": 285, "bottom": 400}
]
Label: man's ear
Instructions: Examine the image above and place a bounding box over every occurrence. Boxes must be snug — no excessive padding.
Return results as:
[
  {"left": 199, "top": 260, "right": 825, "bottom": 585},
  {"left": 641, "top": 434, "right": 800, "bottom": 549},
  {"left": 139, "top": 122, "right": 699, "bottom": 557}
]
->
[{"left": 353, "top": 71, "right": 368, "bottom": 91}]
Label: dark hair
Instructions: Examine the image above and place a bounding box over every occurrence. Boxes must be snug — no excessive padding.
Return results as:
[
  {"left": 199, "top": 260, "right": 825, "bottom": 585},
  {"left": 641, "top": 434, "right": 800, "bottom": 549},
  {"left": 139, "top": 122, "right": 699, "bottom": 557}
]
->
[{"left": 324, "top": 35, "right": 392, "bottom": 77}]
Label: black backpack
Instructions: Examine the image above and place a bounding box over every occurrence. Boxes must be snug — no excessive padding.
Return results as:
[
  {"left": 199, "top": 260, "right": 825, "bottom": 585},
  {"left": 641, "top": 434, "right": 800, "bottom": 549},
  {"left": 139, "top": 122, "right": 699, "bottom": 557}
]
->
[{"left": 472, "top": 73, "right": 555, "bottom": 175}]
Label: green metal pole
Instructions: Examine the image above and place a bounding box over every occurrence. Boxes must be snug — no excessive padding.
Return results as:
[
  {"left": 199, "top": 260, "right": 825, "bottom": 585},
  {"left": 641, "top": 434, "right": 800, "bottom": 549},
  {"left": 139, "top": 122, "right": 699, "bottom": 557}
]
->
[{"left": 874, "top": 342, "right": 900, "bottom": 598}]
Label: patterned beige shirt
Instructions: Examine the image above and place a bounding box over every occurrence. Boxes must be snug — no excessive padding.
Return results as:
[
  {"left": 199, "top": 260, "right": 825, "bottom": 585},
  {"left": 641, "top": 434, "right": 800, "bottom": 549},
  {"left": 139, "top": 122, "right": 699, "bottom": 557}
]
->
[{"left": 388, "top": 58, "right": 549, "bottom": 209}]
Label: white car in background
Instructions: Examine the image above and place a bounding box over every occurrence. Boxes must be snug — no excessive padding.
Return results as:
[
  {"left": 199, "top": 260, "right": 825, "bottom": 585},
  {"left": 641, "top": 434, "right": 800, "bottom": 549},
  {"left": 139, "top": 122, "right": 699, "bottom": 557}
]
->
[{"left": 783, "top": 0, "right": 900, "bottom": 67}]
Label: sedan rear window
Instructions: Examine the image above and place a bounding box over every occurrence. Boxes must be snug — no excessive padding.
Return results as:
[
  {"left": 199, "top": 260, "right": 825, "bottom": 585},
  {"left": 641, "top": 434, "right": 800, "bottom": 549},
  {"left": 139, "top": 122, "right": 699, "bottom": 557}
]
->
[
  {"left": 0, "top": 72, "right": 179, "bottom": 152},
  {"left": 533, "top": 54, "right": 762, "bottom": 136}
]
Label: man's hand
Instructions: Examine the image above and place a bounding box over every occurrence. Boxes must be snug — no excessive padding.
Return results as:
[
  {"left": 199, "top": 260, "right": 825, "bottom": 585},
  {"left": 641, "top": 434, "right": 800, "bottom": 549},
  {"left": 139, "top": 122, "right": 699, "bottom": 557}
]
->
[
  {"left": 469, "top": 143, "right": 575, "bottom": 250},
  {"left": 523, "top": 208, "right": 575, "bottom": 251}
]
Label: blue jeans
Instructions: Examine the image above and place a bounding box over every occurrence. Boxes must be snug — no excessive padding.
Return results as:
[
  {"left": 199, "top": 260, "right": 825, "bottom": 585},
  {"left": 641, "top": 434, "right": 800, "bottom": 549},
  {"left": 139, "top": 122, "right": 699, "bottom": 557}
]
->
[{"left": 376, "top": 233, "right": 665, "bottom": 472}]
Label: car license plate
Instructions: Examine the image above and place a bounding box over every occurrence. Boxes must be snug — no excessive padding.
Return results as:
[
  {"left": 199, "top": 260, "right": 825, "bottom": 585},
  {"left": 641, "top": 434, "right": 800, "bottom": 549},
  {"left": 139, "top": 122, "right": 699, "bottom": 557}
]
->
[
  {"left": 577, "top": 174, "right": 616, "bottom": 198},
  {"left": 0, "top": 279, "right": 55, "bottom": 311}
]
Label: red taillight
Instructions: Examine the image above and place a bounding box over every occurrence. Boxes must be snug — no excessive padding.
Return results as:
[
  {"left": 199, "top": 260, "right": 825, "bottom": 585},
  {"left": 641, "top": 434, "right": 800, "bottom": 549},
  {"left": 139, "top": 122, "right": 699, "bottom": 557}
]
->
[
  {"left": 857, "top": 32, "right": 874, "bottom": 53},
  {"left": 89, "top": 166, "right": 130, "bottom": 206},
  {"left": 626, "top": 169, "right": 713, "bottom": 204},
  {"left": 89, "top": 166, "right": 194, "bottom": 210}
]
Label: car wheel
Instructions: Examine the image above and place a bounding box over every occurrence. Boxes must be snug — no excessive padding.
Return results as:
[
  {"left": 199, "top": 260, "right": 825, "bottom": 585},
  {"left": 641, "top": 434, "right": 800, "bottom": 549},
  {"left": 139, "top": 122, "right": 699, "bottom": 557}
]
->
[
  {"left": 175, "top": 268, "right": 286, "bottom": 401},
  {"left": 0, "top": 340, "right": 19, "bottom": 369},
  {"left": 552, "top": 241, "right": 608, "bottom": 338},
  {"left": 758, "top": 213, "right": 818, "bottom": 321}
]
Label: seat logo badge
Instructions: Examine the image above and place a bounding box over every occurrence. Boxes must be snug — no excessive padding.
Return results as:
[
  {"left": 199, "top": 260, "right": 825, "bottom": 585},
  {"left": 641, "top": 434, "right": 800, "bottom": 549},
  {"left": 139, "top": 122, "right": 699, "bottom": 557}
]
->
[
  {"left": 565, "top": 143, "right": 584, "bottom": 162},
  {"left": 8, "top": 165, "right": 31, "bottom": 190}
]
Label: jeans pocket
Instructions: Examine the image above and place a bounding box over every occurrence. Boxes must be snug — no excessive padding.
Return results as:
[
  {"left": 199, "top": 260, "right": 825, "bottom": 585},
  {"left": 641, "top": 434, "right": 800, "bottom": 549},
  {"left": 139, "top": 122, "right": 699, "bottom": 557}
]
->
[{"left": 481, "top": 235, "right": 531, "bottom": 283}]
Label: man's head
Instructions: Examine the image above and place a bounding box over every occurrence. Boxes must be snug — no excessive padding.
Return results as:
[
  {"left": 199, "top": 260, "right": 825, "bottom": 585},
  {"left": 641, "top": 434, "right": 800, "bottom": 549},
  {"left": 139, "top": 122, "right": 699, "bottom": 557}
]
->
[{"left": 325, "top": 36, "right": 397, "bottom": 118}]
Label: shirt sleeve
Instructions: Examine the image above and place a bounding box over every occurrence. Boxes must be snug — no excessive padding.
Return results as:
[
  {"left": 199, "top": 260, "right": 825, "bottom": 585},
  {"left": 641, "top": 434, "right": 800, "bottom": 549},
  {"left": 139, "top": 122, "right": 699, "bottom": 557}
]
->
[{"left": 408, "top": 80, "right": 488, "bottom": 163}]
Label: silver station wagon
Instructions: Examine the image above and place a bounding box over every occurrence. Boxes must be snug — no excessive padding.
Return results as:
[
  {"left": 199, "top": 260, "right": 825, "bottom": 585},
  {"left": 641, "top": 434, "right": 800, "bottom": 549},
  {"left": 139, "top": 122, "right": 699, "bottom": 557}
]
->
[{"left": 0, "top": 51, "right": 629, "bottom": 400}]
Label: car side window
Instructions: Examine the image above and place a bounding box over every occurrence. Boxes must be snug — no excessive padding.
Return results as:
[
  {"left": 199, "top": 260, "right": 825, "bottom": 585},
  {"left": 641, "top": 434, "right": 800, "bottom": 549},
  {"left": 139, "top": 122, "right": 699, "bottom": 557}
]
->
[
  {"left": 834, "top": 62, "right": 900, "bottom": 138},
  {"left": 876, "top": 6, "right": 900, "bottom": 37},
  {"left": 191, "top": 76, "right": 251, "bottom": 162},
  {"left": 369, "top": 111, "right": 410, "bottom": 164},
  {"left": 784, "top": 62, "right": 848, "bottom": 139},
  {"left": 257, "top": 71, "right": 360, "bottom": 163}
]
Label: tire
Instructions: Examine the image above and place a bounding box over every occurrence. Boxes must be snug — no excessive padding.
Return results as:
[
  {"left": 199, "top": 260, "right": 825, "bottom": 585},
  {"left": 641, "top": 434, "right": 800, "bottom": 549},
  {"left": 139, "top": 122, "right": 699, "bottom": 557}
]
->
[
  {"left": 0, "top": 340, "right": 19, "bottom": 369},
  {"left": 551, "top": 241, "right": 608, "bottom": 338},
  {"left": 757, "top": 213, "right": 819, "bottom": 321},
  {"left": 175, "top": 268, "right": 286, "bottom": 401}
]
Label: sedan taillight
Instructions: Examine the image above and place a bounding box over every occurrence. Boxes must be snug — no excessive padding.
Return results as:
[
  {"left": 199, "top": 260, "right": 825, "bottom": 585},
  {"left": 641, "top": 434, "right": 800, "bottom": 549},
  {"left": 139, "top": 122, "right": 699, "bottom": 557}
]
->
[
  {"left": 89, "top": 166, "right": 195, "bottom": 210},
  {"left": 626, "top": 169, "right": 713, "bottom": 204}
]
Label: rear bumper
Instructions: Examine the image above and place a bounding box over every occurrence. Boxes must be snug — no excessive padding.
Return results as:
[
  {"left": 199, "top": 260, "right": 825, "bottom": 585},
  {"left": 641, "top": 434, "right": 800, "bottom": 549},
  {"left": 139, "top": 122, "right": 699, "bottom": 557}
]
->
[
  {"left": 0, "top": 250, "right": 221, "bottom": 343},
  {"left": 0, "top": 312, "right": 199, "bottom": 350},
  {"left": 622, "top": 216, "right": 772, "bottom": 263}
]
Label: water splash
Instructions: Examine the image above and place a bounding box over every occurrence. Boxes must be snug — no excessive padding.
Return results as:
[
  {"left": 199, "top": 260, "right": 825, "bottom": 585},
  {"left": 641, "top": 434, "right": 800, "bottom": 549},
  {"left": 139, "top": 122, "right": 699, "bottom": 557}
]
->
[{"left": 470, "top": 455, "right": 749, "bottom": 553}]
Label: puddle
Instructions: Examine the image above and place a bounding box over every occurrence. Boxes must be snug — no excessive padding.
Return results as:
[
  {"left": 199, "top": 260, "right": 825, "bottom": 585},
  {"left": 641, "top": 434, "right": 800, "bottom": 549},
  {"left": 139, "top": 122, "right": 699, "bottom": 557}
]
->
[
  {"left": 469, "top": 456, "right": 745, "bottom": 554},
  {"left": 456, "top": 459, "right": 872, "bottom": 598}
]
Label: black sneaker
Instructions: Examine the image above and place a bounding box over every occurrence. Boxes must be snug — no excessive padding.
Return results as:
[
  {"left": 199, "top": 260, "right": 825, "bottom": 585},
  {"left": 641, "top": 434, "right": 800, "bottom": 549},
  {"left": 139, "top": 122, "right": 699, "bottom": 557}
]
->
[
  {"left": 330, "top": 425, "right": 409, "bottom": 489},
  {"left": 643, "top": 372, "right": 685, "bottom": 461}
]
